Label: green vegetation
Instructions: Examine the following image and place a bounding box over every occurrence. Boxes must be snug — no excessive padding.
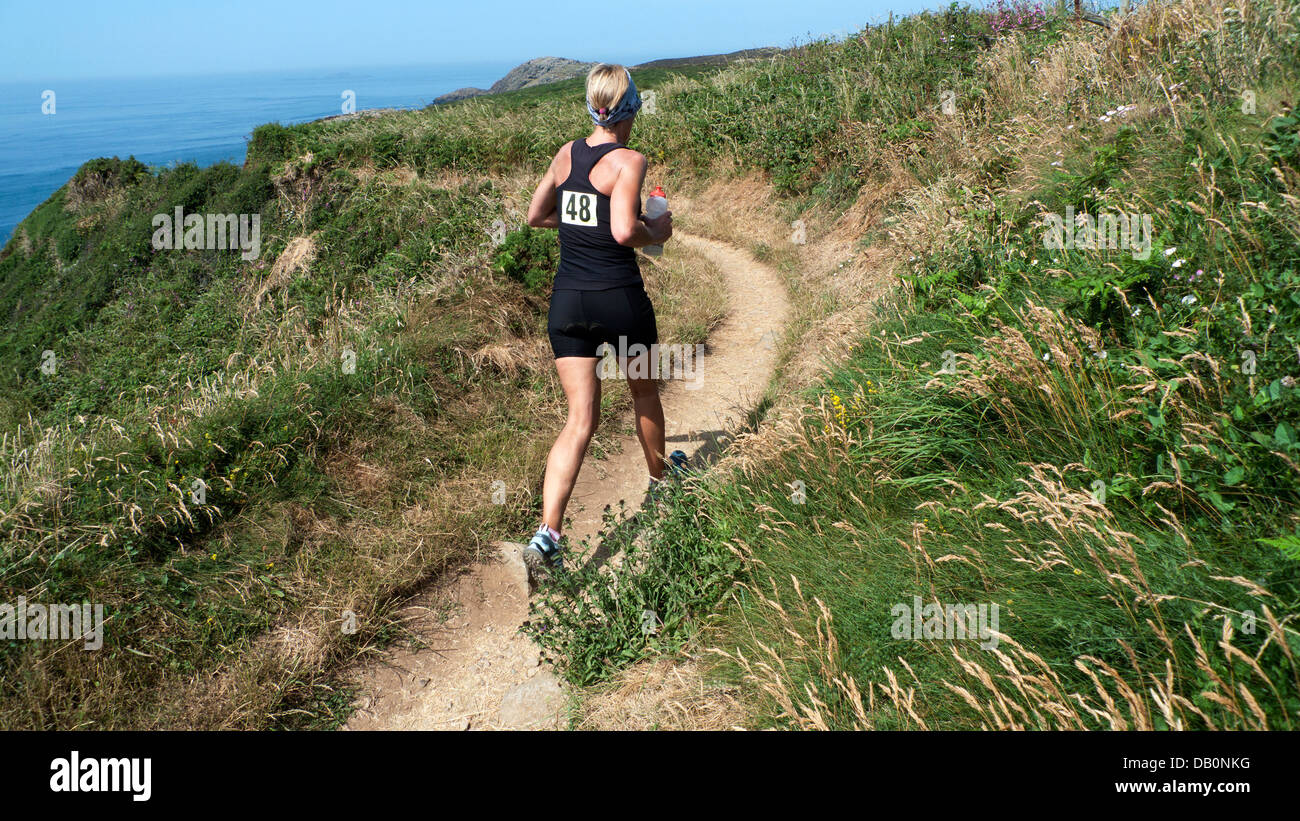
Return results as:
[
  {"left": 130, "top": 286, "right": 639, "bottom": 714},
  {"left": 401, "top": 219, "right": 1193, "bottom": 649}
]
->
[
  {"left": 492, "top": 226, "right": 559, "bottom": 293},
  {"left": 0, "top": 56, "right": 728, "bottom": 728},
  {"left": 3, "top": 0, "right": 1297, "bottom": 731},
  {"left": 528, "top": 0, "right": 1300, "bottom": 730}
]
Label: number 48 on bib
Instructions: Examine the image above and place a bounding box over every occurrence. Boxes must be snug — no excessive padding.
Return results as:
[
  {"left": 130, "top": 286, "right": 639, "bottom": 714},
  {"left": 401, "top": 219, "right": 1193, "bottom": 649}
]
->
[{"left": 561, "top": 191, "right": 597, "bottom": 227}]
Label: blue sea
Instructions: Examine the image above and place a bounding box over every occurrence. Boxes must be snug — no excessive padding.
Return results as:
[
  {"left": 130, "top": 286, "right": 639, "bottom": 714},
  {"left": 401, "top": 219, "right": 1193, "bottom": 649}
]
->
[{"left": 0, "top": 62, "right": 516, "bottom": 243}]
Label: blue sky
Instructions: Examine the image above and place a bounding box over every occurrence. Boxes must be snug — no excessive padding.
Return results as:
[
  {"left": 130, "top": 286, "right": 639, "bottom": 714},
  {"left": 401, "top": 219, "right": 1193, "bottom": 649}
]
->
[{"left": 1, "top": 0, "right": 949, "bottom": 81}]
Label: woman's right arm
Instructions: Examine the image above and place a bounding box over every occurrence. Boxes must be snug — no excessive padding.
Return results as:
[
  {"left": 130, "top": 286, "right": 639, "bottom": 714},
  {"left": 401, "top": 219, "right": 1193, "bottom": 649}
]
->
[{"left": 610, "top": 152, "right": 672, "bottom": 247}]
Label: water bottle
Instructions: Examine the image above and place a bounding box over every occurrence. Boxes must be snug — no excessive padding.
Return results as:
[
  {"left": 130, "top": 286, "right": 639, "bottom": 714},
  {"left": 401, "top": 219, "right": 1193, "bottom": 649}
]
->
[{"left": 643, "top": 186, "right": 667, "bottom": 256}]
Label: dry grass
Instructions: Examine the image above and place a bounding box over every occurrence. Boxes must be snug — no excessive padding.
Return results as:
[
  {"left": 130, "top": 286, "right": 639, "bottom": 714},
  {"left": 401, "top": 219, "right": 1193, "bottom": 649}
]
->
[
  {"left": 595, "top": 0, "right": 1300, "bottom": 730},
  {"left": 578, "top": 656, "right": 747, "bottom": 730}
]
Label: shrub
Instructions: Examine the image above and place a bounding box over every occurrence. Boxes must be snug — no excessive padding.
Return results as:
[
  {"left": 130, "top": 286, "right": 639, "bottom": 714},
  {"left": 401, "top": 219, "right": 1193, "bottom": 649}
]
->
[{"left": 491, "top": 226, "right": 559, "bottom": 293}]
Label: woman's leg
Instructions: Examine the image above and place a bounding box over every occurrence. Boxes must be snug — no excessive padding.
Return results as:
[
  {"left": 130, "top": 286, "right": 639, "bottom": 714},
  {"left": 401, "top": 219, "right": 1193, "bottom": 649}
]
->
[
  {"left": 541, "top": 356, "right": 601, "bottom": 534},
  {"left": 627, "top": 365, "right": 665, "bottom": 481}
]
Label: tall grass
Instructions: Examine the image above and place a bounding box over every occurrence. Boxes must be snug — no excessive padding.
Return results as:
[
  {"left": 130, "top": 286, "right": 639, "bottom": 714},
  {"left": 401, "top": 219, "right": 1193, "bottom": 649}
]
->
[
  {"left": 708, "top": 0, "right": 1300, "bottom": 730},
  {"left": 530, "top": 0, "right": 1300, "bottom": 731},
  {"left": 3, "top": 0, "right": 1296, "bottom": 730}
]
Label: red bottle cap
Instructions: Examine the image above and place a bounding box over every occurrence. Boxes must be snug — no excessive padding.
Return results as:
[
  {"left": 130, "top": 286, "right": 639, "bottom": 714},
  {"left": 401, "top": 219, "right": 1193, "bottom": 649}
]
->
[{"left": 650, "top": 186, "right": 666, "bottom": 198}]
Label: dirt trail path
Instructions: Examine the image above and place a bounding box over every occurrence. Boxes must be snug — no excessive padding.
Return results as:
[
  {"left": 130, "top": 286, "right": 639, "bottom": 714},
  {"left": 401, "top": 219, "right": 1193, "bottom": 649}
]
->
[{"left": 344, "top": 232, "right": 789, "bottom": 730}]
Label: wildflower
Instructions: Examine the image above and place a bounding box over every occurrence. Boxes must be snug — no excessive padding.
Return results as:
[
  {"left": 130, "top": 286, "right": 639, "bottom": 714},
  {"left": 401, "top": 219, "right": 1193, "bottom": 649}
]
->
[
  {"left": 1172, "top": 258, "right": 1186, "bottom": 268},
  {"left": 1164, "top": 247, "right": 1177, "bottom": 257},
  {"left": 1131, "top": 307, "right": 1142, "bottom": 317},
  {"left": 1181, "top": 294, "right": 1197, "bottom": 306},
  {"left": 1283, "top": 376, "right": 1296, "bottom": 388}
]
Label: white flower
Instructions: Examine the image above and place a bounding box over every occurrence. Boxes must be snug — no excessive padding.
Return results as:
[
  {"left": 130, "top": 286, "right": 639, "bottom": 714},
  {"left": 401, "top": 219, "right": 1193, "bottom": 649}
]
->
[
  {"left": 1051, "top": 161, "right": 1062, "bottom": 167},
  {"left": 1042, "top": 352, "right": 1052, "bottom": 361},
  {"left": 1181, "top": 294, "right": 1197, "bottom": 306},
  {"left": 1131, "top": 307, "right": 1142, "bottom": 317},
  {"left": 1172, "top": 258, "right": 1185, "bottom": 268},
  {"left": 1164, "top": 247, "right": 1177, "bottom": 257},
  {"left": 1097, "top": 350, "right": 1108, "bottom": 360}
]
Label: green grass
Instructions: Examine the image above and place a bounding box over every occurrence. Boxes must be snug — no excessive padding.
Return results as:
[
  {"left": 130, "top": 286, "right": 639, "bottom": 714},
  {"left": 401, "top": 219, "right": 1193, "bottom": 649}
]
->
[
  {"left": 0, "top": 39, "right": 739, "bottom": 726},
  {"left": 527, "top": 0, "right": 1300, "bottom": 730},
  {"left": 3, "top": 0, "right": 1298, "bottom": 731}
]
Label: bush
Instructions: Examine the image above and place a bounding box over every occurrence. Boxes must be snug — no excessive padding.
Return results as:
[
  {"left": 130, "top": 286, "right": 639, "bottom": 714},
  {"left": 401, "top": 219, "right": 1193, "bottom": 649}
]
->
[
  {"left": 491, "top": 226, "right": 559, "bottom": 293},
  {"left": 246, "top": 123, "right": 296, "bottom": 166}
]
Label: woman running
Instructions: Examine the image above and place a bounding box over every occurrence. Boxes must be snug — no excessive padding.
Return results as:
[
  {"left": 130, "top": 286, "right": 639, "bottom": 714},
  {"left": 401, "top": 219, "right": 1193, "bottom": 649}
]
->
[{"left": 522, "top": 63, "right": 674, "bottom": 578}]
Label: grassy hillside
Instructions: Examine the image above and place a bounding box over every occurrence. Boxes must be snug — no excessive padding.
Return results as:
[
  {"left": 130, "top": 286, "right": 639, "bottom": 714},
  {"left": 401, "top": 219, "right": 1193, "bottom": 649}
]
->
[
  {"left": 2, "top": 0, "right": 1297, "bottom": 731},
  {"left": 0, "top": 62, "right": 726, "bottom": 729},
  {"left": 523, "top": 0, "right": 1300, "bottom": 730}
]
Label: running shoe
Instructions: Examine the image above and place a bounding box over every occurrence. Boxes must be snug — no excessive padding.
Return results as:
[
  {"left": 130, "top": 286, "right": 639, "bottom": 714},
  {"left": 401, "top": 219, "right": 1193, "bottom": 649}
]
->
[
  {"left": 523, "top": 525, "right": 563, "bottom": 582},
  {"left": 667, "top": 449, "right": 690, "bottom": 477}
]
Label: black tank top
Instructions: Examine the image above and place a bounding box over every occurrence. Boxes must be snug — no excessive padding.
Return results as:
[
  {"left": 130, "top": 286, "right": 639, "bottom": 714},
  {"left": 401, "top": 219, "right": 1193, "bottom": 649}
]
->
[{"left": 553, "top": 139, "right": 642, "bottom": 291}]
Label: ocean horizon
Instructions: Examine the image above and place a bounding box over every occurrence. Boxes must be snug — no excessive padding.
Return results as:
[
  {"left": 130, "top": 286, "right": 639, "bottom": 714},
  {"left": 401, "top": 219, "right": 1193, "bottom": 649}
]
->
[{"left": 0, "top": 61, "right": 518, "bottom": 243}]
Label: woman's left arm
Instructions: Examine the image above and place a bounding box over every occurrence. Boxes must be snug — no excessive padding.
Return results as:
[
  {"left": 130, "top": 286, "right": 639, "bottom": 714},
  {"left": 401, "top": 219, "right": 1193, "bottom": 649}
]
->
[{"left": 527, "top": 153, "right": 560, "bottom": 228}]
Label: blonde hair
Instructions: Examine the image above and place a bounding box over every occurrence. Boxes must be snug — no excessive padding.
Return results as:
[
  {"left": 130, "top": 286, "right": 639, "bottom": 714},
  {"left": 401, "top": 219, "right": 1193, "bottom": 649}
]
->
[{"left": 586, "top": 64, "right": 630, "bottom": 125}]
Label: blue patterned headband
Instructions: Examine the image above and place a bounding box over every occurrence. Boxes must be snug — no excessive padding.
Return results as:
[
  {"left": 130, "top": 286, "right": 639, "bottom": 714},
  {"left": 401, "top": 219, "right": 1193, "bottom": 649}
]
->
[{"left": 587, "top": 68, "right": 641, "bottom": 127}]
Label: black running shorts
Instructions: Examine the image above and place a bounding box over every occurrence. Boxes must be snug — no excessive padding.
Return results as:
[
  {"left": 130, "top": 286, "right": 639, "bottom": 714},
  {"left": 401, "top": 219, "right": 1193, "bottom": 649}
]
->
[{"left": 547, "top": 285, "right": 658, "bottom": 359}]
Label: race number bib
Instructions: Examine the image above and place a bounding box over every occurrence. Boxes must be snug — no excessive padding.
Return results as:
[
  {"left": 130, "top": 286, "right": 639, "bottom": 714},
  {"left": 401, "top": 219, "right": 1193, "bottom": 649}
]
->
[{"left": 561, "top": 190, "right": 597, "bottom": 226}]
